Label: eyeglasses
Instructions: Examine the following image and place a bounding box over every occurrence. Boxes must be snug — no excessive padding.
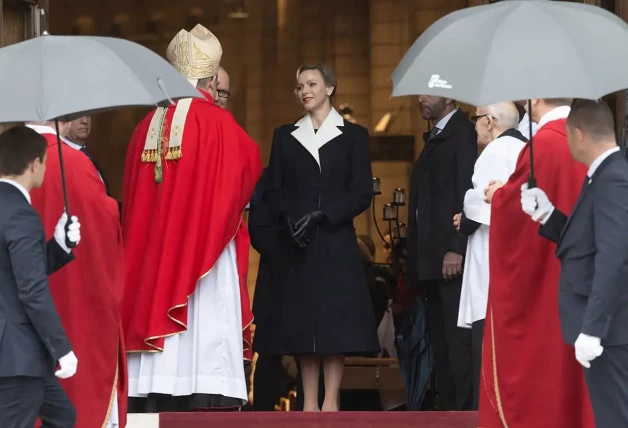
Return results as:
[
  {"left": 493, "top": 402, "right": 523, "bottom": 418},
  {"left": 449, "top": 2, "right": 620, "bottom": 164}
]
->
[
  {"left": 470, "top": 114, "right": 490, "bottom": 124},
  {"left": 217, "top": 89, "right": 230, "bottom": 99}
]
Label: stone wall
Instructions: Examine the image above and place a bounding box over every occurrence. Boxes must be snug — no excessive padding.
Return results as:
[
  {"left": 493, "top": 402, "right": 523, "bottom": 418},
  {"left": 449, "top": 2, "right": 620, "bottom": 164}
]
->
[{"left": 46, "top": 0, "right": 487, "bottom": 300}]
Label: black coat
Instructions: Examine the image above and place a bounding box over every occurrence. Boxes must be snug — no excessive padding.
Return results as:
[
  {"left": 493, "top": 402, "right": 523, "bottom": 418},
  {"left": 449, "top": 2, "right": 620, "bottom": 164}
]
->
[
  {"left": 406, "top": 109, "right": 478, "bottom": 285},
  {"left": 249, "top": 171, "right": 279, "bottom": 355},
  {"left": 264, "top": 110, "right": 380, "bottom": 355}
]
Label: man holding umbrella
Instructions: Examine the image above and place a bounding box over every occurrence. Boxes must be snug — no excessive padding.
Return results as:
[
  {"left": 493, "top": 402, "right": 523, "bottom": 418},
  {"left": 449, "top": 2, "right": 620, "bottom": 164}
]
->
[
  {"left": 122, "top": 24, "right": 262, "bottom": 411},
  {"left": 26, "top": 119, "right": 127, "bottom": 428}
]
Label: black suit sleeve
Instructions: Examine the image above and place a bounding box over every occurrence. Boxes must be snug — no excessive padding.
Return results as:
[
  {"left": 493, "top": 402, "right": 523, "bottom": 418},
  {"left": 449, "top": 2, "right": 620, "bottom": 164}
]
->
[
  {"left": 449, "top": 128, "right": 477, "bottom": 254},
  {"left": 459, "top": 211, "right": 480, "bottom": 236},
  {"left": 265, "top": 128, "right": 289, "bottom": 228},
  {"left": 538, "top": 208, "right": 568, "bottom": 244},
  {"left": 5, "top": 209, "right": 72, "bottom": 361},
  {"left": 249, "top": 200, "right": 278, "bottom": 259},
  {"left": 45, "top": 239, "right": 75, "bottom": 275},
  {"left": 321, "top": 126, "right": 373, "bottom": 226},
  {"left": 581, "top": 173, "right": 628, "bottom": 339}
]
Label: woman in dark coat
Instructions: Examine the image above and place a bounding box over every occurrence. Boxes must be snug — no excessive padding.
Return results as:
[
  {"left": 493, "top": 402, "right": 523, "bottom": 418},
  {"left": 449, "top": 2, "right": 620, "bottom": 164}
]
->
[{"left": 264, "top": 64, "right": 380, "bottom": 412}]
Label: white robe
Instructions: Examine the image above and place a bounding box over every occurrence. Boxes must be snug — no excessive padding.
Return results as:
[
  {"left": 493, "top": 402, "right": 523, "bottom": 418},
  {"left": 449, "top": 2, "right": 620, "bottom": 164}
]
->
[
  {"left": 457, "top": 135, "right": 526, "bottom": 328},
  {"left": 127, "top": 240, "right": 248, "bottom": 404}
]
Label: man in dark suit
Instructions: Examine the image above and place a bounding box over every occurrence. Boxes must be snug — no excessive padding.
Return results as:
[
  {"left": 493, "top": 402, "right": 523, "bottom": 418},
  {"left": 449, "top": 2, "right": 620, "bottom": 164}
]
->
[
  {"left": 521, "top": 99, "right": 628, "bottom": 427},
  {"left": 0, "top": 126, "right": 82, "bottom": 428},
  {"left": 406, "top": 96, "right": 477, "bottom": 410}
]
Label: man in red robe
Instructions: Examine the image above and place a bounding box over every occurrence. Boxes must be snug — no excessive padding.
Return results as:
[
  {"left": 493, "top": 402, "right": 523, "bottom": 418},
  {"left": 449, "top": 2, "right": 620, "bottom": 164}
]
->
[
  {"left": 480, "top": 99, "right": 595, "bottom": 428},
  {"left": 27, "top": 122, "right": 127, "bottom": 428},
  {"left": 122, "top": 24, "right": 262, "bottom": 411}
]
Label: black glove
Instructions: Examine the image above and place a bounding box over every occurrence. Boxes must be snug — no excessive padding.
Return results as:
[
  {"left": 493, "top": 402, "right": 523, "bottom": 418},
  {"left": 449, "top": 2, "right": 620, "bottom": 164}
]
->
[{"left": 292, "top": 210, "right": 326, "bottom": 242}]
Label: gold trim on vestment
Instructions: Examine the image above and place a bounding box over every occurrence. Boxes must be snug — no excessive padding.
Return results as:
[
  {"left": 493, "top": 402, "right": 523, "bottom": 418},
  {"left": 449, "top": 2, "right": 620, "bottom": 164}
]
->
[
  {"left": 488, "top": 306, "right": 509, "bottom": 427},
  {"left": 127, "top": 213, "right": 248, "bottom": 354},
  {"left": 141, "top": 98, "right": 192, "bottom": 183},
  {"left": 101, "top": 345, "right": 119, "bottom": 428}
]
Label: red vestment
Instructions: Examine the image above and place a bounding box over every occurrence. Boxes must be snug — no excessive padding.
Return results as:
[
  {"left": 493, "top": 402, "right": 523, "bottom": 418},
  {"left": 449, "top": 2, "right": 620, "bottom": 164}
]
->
[
  {"left": 479, "top": 119, "right": 594, "bottom": 428},
  {"left": 122, "top": 91, "right": 261, "bottom": 360},
  {"left": 30, "top": 133, "right": 127, "bottom": 428}
]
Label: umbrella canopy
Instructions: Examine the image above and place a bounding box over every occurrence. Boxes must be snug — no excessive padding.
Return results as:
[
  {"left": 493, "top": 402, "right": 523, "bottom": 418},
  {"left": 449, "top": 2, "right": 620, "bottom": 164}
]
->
[
  {"left": 391, "top": 0, "right": 628, "bottom": 105},
  {"left": 0, "top": 34, "right": 203, "bottom": 122}
]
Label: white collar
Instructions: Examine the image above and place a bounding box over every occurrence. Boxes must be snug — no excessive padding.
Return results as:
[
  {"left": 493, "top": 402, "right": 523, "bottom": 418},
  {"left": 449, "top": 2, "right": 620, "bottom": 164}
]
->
[
  {"left": 434, "top": 108, "right": 458, "bottom": 131},
  {"left": 588, "top": 147, "right": 620, "bottom": 178},
  {"left": 291, "top": 107, "right": 344, "bottom": 169},
  {"left": 537, "top": 106, "right": 571, "bottom": 129},
  {"left": 26, "top": 124, "right": 57, "bottom": 135},
  {"left": 62, "top": 136, "right": 82, "bottom": 151},
  {"left": 0, "top": 178, "right": 31, "bottom": 204},
  {"left": 294, "top": 107, "right": 345, "bottom": 129}
]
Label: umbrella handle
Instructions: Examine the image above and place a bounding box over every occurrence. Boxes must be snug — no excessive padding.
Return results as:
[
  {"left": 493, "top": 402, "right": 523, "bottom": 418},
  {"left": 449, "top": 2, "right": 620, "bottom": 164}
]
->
[
  {"left": 54, "top": 121, "right": 77, "bottom": 250},
  {"left": 527, "top": 100, "right": 536, "bottom": 189}
]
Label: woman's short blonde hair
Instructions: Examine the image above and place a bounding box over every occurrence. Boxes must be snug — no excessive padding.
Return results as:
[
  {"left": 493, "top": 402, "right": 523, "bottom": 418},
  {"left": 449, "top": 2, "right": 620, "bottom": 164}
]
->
[{"left": 294, "top": 64, "right": 337, "bottom": 100}]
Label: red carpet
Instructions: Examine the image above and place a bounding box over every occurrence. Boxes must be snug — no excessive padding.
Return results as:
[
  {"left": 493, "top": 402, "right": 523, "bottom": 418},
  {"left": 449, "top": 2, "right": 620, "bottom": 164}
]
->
[{"left": 160, "top": 411, "right": 478, "bottom": 428}]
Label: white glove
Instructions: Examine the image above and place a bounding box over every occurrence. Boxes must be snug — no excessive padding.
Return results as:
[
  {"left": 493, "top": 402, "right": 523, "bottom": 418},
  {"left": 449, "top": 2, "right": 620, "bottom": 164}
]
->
[
  {"left": 574, "top": 333, "right": 604, "bottom": 368},
  {"left": 55, "top": 351, "right": 78, "bottom": 379},
  {"left": 520, "top": 183, "right": 554, "bottom": 223},
  {"left": 54, "top": 213, "right": 81, "bottom": 253}
]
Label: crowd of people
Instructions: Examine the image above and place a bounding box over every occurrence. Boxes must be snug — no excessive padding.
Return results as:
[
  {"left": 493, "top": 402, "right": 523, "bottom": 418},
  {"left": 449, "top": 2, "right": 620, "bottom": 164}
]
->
[{"left": 0, "top": 18, "right": 627, "bottom": 428}]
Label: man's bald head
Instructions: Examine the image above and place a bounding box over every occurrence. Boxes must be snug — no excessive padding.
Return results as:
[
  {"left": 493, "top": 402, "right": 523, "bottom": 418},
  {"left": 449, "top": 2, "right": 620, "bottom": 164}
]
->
[{"left": 216, "top": 66, "right": 230, "bottom": 109}]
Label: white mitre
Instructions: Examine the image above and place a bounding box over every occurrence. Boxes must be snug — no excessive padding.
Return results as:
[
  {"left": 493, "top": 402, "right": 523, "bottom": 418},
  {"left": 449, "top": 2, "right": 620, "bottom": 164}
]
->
[
  {"left": 166, "top": 24, "right": 222, "bottom": 87},
  {"left": 142, "top": 25, "right": 222, "bottom": 174}
]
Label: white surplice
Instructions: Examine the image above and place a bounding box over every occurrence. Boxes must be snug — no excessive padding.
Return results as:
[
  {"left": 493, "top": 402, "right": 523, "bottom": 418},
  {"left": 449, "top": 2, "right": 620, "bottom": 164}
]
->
[
  {"left": 127, "top": 240, "right": 248, "bottom": 404},
  {"left": 457, "top": 135, "right": 526, "bottom": 328}
]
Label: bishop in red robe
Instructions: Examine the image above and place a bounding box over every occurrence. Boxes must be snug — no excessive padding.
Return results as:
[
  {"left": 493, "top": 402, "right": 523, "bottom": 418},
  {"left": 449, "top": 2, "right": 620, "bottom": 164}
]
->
[
  {"left": 479, "top": 101, "right": 595, "bottom": 428},
  {"left": 27, "top": 123, "right": 127, "bottom": 428},
  {"left": 122, "top": 24, "right": 262, "bottom": 410}
]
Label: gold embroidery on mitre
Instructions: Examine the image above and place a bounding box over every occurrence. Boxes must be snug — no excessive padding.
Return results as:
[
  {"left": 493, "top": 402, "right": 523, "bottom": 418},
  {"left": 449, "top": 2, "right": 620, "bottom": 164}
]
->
[{"left": 165, "top": 25, "right": 222, "bottom": 83}]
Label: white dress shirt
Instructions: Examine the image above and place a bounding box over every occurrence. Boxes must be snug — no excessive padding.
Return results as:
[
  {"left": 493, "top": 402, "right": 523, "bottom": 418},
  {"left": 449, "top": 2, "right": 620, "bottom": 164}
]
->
[
  {"left": 588, "top": 147, "right": 621, "bottom": 178},
  {"left": 433, "top": 108, "right": 458, "bottom": 135},
  {"left": 0, "top": 178, "right": 31, "bottom": 204}
]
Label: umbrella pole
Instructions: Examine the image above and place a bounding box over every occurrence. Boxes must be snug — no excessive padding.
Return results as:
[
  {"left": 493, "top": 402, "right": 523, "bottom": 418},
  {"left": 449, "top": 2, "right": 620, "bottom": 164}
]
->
[
  {"left": 527, "top": 100, "right": 536, "bottom": 188},
  {"left": 54, "top": 119, "right": 76, "bottom": 249}
]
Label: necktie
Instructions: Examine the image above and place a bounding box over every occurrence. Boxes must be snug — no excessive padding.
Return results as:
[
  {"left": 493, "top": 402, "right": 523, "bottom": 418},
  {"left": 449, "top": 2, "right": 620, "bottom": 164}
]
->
[
  {"left": 80, "top": 146, "right": 103, "bottom": 181},
  {"left": 428, "top": 127, "right": 440, "bottom": 141},
  {"left": 80, "top": 146, "right": 95, "bottom": 164}
]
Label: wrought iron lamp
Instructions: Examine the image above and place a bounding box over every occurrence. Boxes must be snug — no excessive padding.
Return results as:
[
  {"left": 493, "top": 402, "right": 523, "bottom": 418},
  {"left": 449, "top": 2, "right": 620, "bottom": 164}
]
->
[{"left": 372, "top": 177, "right": 407, "bottom": 256}]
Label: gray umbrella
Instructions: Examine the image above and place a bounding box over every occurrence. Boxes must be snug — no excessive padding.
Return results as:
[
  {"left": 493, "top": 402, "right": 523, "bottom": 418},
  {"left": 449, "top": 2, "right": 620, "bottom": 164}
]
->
[
  {"left": 0, "top": 17, "right": 204, "bottom": 246},
  {"left": 0, "top": 34, "right": 202, "bottom": 122},
  {"left": 390, "top": 0, "right": 628, "bottom": 105}
]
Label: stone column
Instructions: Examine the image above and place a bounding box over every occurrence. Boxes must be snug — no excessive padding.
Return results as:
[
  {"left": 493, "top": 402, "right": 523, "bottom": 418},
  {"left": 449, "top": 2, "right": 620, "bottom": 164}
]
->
[
  {"left": 369, "top": 0, "right": 412, "bottom": 135},
  {"left": 330, "top": 0, "right": 370, "bottom": 127}
]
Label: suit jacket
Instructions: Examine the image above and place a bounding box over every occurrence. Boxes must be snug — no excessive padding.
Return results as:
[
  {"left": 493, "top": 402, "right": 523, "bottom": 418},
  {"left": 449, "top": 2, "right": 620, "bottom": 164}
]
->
[
  {"left": 539, "top": 150, "right": 628, "bottom": 346},
  {"left": 406, "top": 109, "right": 478, "bottom": 284},
  {"left": 0, "top": 182, "right": 74, "bottom": 378}
]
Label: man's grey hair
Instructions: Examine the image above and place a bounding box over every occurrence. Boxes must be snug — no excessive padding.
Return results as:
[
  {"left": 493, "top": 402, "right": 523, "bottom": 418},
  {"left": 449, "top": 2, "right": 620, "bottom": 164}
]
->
[{"left": 486, "top": 101, "right": 520, "bottom": 130}]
